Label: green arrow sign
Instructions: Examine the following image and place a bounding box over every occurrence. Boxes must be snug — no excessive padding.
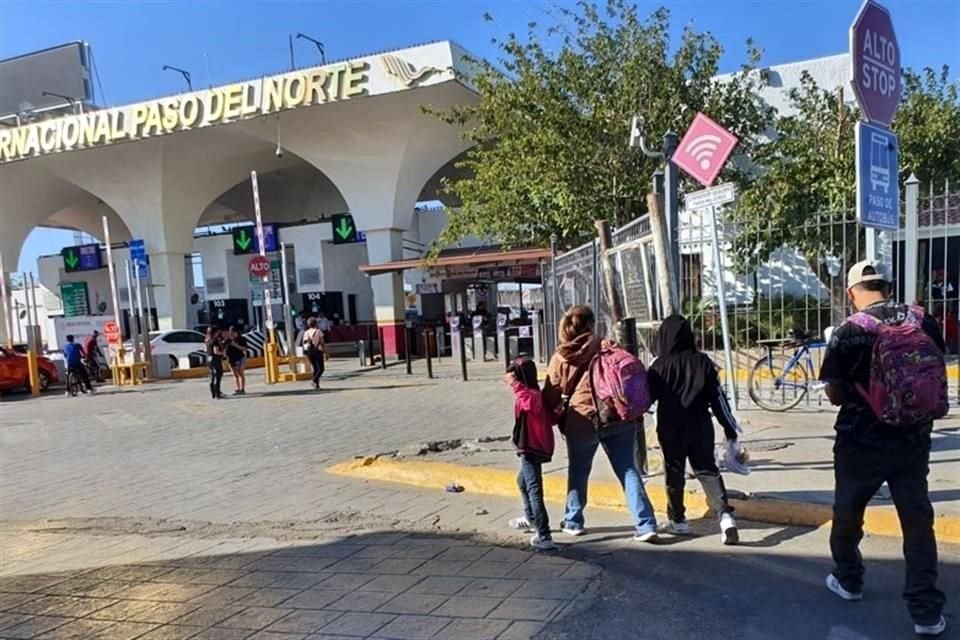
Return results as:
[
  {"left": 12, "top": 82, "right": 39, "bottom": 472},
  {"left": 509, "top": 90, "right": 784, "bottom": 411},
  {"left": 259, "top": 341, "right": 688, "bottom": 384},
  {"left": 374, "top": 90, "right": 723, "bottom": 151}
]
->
[
  {"left": 331, "top": 214, "right": 358, "bottom": 244},
  {"left": 232, "top": 227, "right": 256, "bottom": 255},
  {"left": 64, "top": 249, "right": 79, "bottom": 270},
  {"left": 336, "top": 218, "right": 353, "bottom": 239}
]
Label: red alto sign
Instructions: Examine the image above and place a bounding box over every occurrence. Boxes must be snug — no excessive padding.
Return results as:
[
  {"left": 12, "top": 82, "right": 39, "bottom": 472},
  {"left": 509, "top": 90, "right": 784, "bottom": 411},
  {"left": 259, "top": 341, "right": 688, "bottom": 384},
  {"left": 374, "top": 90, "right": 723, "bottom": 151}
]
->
[
  {"left": 248, "top": 255, "right": 271, "bottom": 278},
  {"left": 103, "top": 320, "right": 121, "bottom": 345},
  {"left": 850, "top": 0, "right": 900, "bottom": 126}
]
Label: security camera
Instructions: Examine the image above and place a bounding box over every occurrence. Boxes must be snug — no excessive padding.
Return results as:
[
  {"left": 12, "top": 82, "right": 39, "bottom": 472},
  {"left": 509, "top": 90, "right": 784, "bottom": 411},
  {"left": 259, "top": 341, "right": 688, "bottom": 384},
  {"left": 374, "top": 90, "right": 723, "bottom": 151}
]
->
[{"left": 275, "top": 145, "right": 283, "bottom": 158}]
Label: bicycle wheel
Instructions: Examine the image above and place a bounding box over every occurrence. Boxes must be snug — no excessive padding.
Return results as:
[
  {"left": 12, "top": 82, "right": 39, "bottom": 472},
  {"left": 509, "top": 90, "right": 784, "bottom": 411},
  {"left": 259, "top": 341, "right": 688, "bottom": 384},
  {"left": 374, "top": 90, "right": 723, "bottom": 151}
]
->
[
  {"left": 748, "top": 353, "right": 808, "bottom": 411},
  {"left": 66, "top": 372, "right": 81, "bottom": 397}
]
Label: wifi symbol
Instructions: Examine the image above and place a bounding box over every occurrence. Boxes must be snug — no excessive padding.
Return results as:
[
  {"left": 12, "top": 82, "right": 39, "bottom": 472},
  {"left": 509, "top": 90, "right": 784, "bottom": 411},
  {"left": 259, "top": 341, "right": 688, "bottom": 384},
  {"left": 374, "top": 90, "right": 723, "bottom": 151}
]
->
[{"left": 686, "top": 134, "right": 722, "bottom": 170}]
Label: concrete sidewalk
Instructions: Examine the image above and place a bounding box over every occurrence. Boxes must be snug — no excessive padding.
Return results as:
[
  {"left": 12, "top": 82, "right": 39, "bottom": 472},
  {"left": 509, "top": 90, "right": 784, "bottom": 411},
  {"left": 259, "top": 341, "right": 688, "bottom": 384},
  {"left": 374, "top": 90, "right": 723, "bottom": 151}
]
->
[{"left": 326, "top": 362, "right": 960, "bottom": 541}]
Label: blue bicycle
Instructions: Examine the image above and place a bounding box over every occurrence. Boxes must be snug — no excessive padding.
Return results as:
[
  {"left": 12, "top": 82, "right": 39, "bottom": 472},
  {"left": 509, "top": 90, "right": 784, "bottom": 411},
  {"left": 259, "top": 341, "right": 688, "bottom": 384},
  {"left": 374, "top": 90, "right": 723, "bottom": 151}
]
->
[{"left": 748, "top": 329, "right": 826, "bottom": 411}]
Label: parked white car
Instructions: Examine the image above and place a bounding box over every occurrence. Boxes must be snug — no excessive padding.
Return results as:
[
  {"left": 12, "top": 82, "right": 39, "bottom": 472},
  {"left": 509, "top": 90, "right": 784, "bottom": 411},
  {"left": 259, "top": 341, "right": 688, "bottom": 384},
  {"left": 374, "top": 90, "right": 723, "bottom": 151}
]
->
[{"left": 125, "top": 329, "right": 207, "bottom": 368}]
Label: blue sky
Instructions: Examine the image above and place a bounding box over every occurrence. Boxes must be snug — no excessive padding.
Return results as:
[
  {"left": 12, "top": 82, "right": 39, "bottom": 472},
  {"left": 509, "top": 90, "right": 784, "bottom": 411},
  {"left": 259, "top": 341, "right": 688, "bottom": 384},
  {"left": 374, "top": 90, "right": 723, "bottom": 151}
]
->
[{"left": 3, "top": 0, "right": 958, "bottom": 272}]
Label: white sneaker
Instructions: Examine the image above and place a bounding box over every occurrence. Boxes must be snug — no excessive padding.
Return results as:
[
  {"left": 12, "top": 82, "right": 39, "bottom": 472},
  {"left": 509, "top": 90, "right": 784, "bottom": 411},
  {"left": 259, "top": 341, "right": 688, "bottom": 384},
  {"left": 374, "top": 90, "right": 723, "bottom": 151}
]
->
[
  {"left": 508, "top": 517, "right": 533, "bottom": 532},
  {"left": 661, "top": 520, "right": 691, "bottom": 535},
  {"left": 720, "top": 512, "right": 739, "bottom": 545},
  {"left": 529, "top": 535, "right": 556, "bottom": 551},
  {"left": 914, "top": 616, "right": 946, "bottom": 636},
  {"left": 561, "top": 524, "right": 586, "bottom": 537},
  {"left": 633, "top": 530, "right": 658, "bottom": 543},
  {"left": 825, "top": 574, "right": 862, "bottom": 601}
]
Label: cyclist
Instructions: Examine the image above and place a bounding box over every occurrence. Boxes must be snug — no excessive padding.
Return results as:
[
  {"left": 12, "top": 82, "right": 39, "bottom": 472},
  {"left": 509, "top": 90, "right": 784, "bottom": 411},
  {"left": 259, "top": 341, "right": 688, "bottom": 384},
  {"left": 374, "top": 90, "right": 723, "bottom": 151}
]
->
[
  {"left": 819, "top": 261, "right": 947, "bottom": 637},
  {"left": 83, "top": 330, "right": 104, "bottom": 382},
  {"left": 64, "top": 335, "right": 94, "bottom": 395}
]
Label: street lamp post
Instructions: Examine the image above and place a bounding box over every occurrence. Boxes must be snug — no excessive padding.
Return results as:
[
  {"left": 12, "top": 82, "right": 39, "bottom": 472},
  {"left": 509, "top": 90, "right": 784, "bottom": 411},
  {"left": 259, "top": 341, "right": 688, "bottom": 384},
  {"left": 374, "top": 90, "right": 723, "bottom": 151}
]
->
[
  {"left": 161, "top": 65, "right": 193, "bottom": 92},
  {"left": 296, "top": 33, "right": 326, "bottom": 64},
  {"left": 41, "top": 91, "right": 82, "bottom": 114}
]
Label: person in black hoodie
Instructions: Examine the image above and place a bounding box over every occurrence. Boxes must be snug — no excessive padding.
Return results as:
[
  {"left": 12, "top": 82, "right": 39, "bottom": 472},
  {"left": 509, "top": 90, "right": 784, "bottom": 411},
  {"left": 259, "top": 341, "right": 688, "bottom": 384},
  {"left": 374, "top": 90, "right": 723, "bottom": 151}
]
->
[{"left": 648, "top": 314, "right": 739, "bottom": 545}]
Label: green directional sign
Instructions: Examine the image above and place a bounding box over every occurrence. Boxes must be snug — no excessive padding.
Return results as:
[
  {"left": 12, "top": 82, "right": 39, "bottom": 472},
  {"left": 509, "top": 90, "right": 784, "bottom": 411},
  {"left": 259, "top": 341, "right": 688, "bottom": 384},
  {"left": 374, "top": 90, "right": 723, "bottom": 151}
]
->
[
  {"left": 60, "top": 281, "right": 90, "bottom": 317},
  {"left": 331, "top": 213, "right": 359, "bottom": 245},
  {"left": 61, "top": 244, "right": 102, "bottom": 272},
  {"left": 63, "top": 248, "right": 80, "bottom": 271},
  {"left": 232, "top": 227, "right": 255, "bottom": 255}
]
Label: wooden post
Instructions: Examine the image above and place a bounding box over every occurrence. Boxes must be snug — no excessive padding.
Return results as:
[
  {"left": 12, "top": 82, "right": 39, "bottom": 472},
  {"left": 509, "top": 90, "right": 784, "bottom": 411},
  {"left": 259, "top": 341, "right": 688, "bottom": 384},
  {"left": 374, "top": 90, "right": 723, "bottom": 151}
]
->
[
  {"left": 647, "top": 192, "right": 680, "bottom": 317},
  {"left": 595, "top": 220, "right": 624, "bottom": 326}
]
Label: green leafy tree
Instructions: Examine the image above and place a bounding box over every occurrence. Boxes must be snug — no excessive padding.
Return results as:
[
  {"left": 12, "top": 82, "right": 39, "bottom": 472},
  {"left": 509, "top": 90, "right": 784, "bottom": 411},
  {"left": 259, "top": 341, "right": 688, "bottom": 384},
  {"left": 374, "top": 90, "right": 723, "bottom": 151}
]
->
[
  {"left": 426, "top": 0, "right": 773, "bottom": 253},
  {"left": 734, "top": 65, "right": 960, "bottom": 322}
]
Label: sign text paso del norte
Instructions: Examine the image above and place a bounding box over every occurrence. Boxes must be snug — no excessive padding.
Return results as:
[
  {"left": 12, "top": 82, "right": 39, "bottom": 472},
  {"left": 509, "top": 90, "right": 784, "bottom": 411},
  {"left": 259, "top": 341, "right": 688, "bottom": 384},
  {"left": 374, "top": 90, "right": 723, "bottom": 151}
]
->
[{"left": 0, "top": 61, "right": 369, "bottom": 163}]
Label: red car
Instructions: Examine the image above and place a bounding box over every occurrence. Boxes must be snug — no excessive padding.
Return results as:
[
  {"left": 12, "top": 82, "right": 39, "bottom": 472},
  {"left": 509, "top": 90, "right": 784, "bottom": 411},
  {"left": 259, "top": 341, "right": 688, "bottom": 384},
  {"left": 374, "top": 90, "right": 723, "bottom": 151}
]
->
[{"left": 0, "top": 347, "right": 58, "bottom": 392}]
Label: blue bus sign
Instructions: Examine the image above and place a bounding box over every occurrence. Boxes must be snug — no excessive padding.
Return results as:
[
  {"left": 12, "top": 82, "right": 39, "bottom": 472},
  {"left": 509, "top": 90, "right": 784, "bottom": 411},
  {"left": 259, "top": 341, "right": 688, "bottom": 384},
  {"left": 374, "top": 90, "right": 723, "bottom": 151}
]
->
[{"left": 856, "top": 121, "right": 899, "bottom": 231}]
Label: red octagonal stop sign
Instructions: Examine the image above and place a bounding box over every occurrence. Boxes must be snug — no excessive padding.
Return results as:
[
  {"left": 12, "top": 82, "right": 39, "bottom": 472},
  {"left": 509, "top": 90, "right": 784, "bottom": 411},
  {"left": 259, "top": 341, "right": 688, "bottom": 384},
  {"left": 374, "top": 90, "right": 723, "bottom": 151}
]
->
[
  {"left": 850, "top": 0, "right": 900, "bottom": 126},
  {"left": 248, "top": 255, "right": 271, "bottom": 278}
]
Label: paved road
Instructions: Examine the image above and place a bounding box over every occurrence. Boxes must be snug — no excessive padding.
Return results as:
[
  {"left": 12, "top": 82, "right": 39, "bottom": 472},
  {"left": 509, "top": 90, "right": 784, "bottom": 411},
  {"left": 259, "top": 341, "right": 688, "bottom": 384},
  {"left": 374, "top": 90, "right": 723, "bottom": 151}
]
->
[{"left": 1, "top": 365, "right": 957, "bottom": 639}]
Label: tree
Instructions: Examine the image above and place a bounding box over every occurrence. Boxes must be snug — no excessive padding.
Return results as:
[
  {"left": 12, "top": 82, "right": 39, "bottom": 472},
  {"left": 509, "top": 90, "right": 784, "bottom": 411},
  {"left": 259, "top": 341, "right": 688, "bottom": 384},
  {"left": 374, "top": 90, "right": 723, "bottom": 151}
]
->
[
  {"left": 426, "top": 0, "right": 773, "bottom": 253},
  {"left": 733, "top": 65, "right": 960, "bottom": 322}
]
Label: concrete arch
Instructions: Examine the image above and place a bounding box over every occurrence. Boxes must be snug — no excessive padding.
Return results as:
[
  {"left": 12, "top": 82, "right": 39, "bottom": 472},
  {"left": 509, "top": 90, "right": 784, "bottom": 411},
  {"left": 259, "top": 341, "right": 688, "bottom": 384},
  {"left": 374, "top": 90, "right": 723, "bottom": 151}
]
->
[
  {"left": 417, "top": 149, "right": 471, "bottom": 207},
  {"left": 0, "top": 163, "right": 126, "bottom": 269},
  {"left": 197, "top": 163, "right": 348, "bottom": 227},
  {"left": 43, "top": 202, "right": 132, "bottom": 245}
]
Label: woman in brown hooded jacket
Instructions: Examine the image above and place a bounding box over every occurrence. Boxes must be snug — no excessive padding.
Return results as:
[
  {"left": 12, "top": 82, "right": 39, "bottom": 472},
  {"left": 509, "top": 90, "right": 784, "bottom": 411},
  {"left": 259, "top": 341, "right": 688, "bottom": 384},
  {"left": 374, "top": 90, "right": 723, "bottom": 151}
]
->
[{"left": 542, "top": 305, "right": 659, "bottom": 541}]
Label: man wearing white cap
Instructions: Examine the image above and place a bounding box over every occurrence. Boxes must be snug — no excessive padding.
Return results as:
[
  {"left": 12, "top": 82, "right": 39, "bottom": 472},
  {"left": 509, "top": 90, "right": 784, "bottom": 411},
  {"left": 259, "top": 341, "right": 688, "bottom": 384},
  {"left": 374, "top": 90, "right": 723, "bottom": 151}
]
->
[{"left": 819, "top": 260, "right": 949, "bottom": 637}]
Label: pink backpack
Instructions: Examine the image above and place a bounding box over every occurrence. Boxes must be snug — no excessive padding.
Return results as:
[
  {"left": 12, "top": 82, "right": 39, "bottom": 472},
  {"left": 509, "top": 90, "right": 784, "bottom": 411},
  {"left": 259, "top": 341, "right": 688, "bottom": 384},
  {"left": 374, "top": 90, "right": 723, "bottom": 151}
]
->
[
  {"left": 848, "top": 304, "right": 949, "bottom": 427},
  {"left": 589, "top": 342, "right": 652, "bottom": 425}
]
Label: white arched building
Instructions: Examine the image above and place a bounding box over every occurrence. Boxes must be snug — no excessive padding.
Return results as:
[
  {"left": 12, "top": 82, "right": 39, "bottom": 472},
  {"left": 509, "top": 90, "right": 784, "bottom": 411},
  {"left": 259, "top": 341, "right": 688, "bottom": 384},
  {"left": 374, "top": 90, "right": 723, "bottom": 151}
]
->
[{"left": 1, "top": 41, "right": 477, "bottom": 354}]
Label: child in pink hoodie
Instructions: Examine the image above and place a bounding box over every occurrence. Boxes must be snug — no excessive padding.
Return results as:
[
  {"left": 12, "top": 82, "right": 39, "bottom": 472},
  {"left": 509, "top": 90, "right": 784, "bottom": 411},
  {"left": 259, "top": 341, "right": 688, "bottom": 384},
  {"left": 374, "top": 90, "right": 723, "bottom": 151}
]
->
[{"left": 506, "top": 357, "right": 556, "bottom": 550}]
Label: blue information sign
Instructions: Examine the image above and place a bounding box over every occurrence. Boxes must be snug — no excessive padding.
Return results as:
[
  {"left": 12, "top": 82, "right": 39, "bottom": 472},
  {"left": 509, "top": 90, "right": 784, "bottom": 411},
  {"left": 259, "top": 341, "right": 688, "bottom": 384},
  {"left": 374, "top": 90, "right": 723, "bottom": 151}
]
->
[
  {"left": 256, "top": 224, "right": 278, "bottom": 253},
  {"left": 129, "top": 239, "right": 149, "bottom": 280},
  {"left": 855, "top": 121, "right": 899, "bottom": 231},
  {"left": 129, "top": 239, "right": 145, "bottom": 261}
]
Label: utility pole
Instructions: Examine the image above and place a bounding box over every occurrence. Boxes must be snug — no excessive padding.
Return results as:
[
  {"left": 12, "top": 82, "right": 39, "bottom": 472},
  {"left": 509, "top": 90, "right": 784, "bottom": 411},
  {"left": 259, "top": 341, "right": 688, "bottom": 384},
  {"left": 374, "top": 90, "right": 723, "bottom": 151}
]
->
[{"left": 630, "top": 116, "right": 680, "bottom": 317}]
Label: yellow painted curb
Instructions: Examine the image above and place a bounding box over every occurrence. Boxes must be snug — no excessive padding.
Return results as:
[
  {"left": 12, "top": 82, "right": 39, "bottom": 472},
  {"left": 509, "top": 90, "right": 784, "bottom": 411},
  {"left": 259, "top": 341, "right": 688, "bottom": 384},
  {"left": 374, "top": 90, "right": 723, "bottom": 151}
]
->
[{"left": 328, "top": 457, "right": 960, "bottom": 544}]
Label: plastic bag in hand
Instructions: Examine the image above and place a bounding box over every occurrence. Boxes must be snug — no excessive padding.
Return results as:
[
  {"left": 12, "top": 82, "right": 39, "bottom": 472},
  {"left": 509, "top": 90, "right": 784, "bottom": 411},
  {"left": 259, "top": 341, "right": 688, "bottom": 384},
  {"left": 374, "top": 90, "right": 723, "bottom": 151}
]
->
[{"left": 715, "top": 439, "right": 751, "bottom": 476}]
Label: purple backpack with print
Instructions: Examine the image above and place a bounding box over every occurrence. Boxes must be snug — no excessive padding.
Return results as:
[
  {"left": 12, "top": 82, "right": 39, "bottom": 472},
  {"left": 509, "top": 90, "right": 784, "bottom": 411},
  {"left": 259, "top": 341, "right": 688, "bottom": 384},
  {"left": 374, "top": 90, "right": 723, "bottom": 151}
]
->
[
  {"left": 848, "top": 304, "right": 949, "bottom": 427},
  {"left": 589, "top": 341, "right": 652, "bottom": 425}
]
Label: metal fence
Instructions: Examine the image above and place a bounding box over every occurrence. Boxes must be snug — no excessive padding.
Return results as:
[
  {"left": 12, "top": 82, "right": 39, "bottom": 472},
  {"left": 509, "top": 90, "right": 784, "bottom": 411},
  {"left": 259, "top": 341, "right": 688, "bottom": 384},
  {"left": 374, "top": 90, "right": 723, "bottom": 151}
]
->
[{"left": 543, "top": 179, "right": 960, "bottom": 410}]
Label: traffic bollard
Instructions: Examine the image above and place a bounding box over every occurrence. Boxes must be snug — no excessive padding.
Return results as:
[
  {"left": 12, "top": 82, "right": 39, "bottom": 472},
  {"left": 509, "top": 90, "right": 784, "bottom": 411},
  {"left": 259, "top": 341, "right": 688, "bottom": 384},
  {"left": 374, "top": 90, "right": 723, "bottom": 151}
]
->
[
  {"left": 424, "top": 329, "right": 434, "bottom": 379},
  {"left": 458, "top": 328, "right": 468, "bottom": 381},
  {"left": 503, "top": 328, "right": 511, "bottom": 370},
  {"left": 358, "top": 340, "right": 366, "bottom": 368},
  {"left": 379, "top": 327, "right": 387, "bottom": 369},
  {"left": 405, "top": 326, "right": 413, "bottom": 376}
]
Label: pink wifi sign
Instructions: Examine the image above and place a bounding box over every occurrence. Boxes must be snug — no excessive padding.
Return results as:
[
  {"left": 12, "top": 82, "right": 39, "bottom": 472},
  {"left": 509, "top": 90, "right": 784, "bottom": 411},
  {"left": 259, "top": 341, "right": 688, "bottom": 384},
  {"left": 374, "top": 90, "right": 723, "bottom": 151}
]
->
[{"left": 672, "top": 113, "right": 739, "bottom": 187}]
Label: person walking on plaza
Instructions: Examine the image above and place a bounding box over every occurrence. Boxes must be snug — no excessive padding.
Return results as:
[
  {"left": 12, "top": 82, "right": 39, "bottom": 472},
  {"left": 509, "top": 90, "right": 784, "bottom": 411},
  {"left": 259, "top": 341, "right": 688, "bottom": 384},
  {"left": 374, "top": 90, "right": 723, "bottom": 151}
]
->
[
  {"left": 647, "top": 314, "right": 739, "bottom": 545},
  {"left": 63, "top": 334, "right": 93, "bottom": 395},
  {"left": 505, "top": 357, "right": 556, "bottom": 550},
  {"left": 205, "top": 326, "right": 225, "bottom": 400},
  {"left": 819, "top": 261, "right": 949, "bottom": 637},
  {"left": 302, "top": 317, "right": 326, "bottom": 389},
  {"left": 225, "top": 326, "right": 247, "bottom": 395},
  {"left": 542, "top": 305, "right": 658, "bottom": 542}
]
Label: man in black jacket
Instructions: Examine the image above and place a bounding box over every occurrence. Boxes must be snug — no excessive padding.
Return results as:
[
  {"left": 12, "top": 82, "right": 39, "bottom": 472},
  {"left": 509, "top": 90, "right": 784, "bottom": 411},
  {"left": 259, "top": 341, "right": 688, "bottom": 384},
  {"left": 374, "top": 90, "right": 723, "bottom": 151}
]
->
[{"left": 819, "top": 261, "right": 947, "bottom": 637}]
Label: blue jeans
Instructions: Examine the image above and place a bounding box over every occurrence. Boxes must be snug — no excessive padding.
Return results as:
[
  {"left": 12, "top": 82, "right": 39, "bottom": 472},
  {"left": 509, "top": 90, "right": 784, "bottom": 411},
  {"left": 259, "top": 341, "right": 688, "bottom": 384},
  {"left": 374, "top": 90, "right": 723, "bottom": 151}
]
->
[
  {"left": 563, "top": 421, "right": 657, "bottom": 535},
  {"left": 518, "top": 455, "right": 551, "bottom": 539}
]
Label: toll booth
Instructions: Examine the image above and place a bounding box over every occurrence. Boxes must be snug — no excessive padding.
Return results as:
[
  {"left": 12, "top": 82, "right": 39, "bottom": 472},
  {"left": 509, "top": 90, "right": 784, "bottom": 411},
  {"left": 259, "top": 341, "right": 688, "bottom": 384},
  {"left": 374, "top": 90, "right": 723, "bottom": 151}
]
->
[
  {"left": 360, "top": 246, "right": 550, "bottom": 361},
  {"left": 208, "top": 299, "right": 250, "bottom": 329},
  {"left": 301, "top": 292, "right": 344, "bottom": 325}
]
